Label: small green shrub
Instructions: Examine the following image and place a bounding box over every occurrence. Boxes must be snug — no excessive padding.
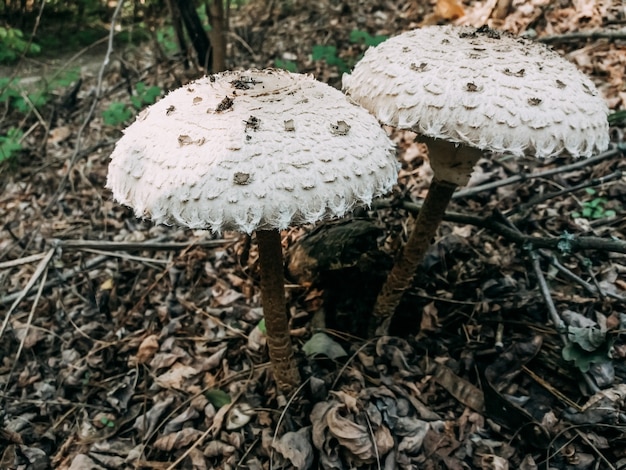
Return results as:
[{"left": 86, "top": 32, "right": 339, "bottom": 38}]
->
[
  {"left": 0, "top": 68, "right": 81, "bottom": 114},
  {"left": 103, "top": 82, "right": 162, "bottom": 126},
  {"left": 349, "top": 29, "right": 388, "bottom": 47},
  {"left": 0, "top": 127, "right": 24, "bottom": 163},
  {"left": 103, "top": 102, "right": 134, "bottom": 126},
  {"left": 0, "top": 26, "right": 41, "bottom": 63},
  {"left": 312, "top": 29, "right": 388, "bottom": 73},
  {"left": 312, "top": 45, "right": 349, "bottom": 73},
  {"left": 572, "top": 188, "right": 617, "bottom": 220},
  {"left": 130, "top": 81, "right": 162, "bottom": 110},
  {"left": 274, "top": 58, "right": 298, "bottom": 73},
  {"left": 156, "top": 26, "right": 179, "bottom": 54}
]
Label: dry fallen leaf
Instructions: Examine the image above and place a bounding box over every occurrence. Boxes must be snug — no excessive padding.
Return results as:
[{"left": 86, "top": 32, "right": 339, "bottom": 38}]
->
[
  {"left": 153, "top": 428, "right": 204, "bottom": 451},
  {"left": 271, "top": 426, "right": 314, "bottom": 469},
  {"left": 435, "top": 0, "right": 465, "bottom": 19},
  {"left": 155, "top": 362, "right": 199, "bottom": 389},
  {"left": 130, "top": 334, "right": 159, "bottom": 365}
]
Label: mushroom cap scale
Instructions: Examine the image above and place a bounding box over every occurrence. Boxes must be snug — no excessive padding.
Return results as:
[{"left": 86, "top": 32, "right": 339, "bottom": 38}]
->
[
  {"left": 107, "top": 69, "right": 398, "bottom": 234},
  {"left": 343, "top": 25, "right": 609, "bottom": 159}
]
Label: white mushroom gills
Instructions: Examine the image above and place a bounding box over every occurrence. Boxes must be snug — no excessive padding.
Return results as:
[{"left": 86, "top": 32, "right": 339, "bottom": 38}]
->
[{"left": 107, "top": 69, "right": 398, "bottom": 234}]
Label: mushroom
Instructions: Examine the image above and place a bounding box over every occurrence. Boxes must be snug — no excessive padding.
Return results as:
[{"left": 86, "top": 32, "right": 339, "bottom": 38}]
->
[
  {"left": 342, "top": 25, "right": 609, "bottom": 328},
  {"left": 107, "top": 69, "right": 398, "bottom": 391}
]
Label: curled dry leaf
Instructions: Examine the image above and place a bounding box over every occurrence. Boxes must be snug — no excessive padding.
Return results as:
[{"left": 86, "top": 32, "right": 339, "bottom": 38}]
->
[
  {"left": 133, "top": 395, "right": 175, "bottom": 437},
  {"left": 153, "top": 428, "right": 205, "bottom": 451},
  {"left": 226, "top": 403, "right": 254, "bottom": 430},
  {"left": 155, "top": 362, "right": 199, "bottom": 390},
  {"left": 312, "top": 400, "right": 394, "bottom": 464},
  {"left": 271, "top": 426, "right": 314, "bottom": 470},
  {"left": 130, "top": 334, "right": 159, "bottom": 365},
  {"left": 203, "top": 440, "right": 237, "bottom": 458}
]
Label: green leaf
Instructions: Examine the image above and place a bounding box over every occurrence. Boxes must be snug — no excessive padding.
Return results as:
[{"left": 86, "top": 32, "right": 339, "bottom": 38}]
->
[
  {"left": 608, "top": 110, "right": 626, "bottom": 125},
  {"left": 567, "top": 326, "right": 606, "bottom": 352},
  {"left": 205, "top": 389, "right": 231, "bottom": 408},
  {"left": 274, "top": 58, "right": 298, "bottom": 73},
  {"left": 349, "top": 29, "right": 387, "bottom": 47},
  {"left": 562, "top": 342, "right": 611, "bottom": 373},
  {"left": 256, "top": 318, "right": 266, "bottom": 334},
  {"left": 312, "top": 45, "right": 336, "bottom": 62},
  {"left": 103, "top": 102, "right": 133, "bottom": 126},
  {"left": 0, "top": 127, "right": 24, "bottom": 162},
  {"left": 302, "top": 332, "right": 348, "bottom": 360}
]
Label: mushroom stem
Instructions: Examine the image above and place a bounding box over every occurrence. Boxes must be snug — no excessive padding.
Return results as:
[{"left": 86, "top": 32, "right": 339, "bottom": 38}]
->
[
  {"left": 256, "top": 229, "right": 301, "bottom": 391},
  {"left": 372, "top": 140, "right": 482, "bottom": 331},
  {"left": 372, "top": 178, "right": 457, "bottom": 322}
]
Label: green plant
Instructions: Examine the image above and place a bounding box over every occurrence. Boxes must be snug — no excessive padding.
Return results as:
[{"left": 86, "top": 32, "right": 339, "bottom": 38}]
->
[
  {"left": 103, "top": 82, "right": 162, "bottom": 126},
  {"left": 312, "top": 29, "right": 388, "bottom": 73},
  {"left": 274, "top": 58, "right": 298, "bottom": 73},
  {"left": 130, "top": 82, "right": 162, "bottom": 110},
  {"left": 103, "top": 102, "right": 134, "bottom": 126},
  {"left": 156, "top": 26, "right": 179, "bottom": 54},
  {"left": 608, "top": 109, "right": 626, "bottom": 125},
  {"left": 0, "top": 127, "right": 24, "bottom": 162},
  {"left": 312, "top": 45, "right": 349, "bottom": 73},
  {"left": 0, "top": 68, "right": 81, "bottom": 114},
  {"left": 572, "top": 188, "right": 617, "bottom": 220},
  {"left": 0, "top": 26, "right": 41, "bottom": 63},
  {"left": 349, "top": 29, "right": 388, "bottom": 47}
]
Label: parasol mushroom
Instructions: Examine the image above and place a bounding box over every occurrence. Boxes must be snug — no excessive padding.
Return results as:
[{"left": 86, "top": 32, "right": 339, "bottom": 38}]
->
[
  {"left": 343, "top": 25, "right": 610, "bottom": 329},
  {"left": 107, "top": 69, "right": 398, "bottom": 391}
]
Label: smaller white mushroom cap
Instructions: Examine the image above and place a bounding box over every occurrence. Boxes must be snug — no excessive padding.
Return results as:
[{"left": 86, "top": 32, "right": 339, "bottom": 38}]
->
[
  {"left": 107, "top": 69, "right": 398, "bottom": 234},
  {"left": 343, "top": 25, "right": 609, "bottom": 159}
]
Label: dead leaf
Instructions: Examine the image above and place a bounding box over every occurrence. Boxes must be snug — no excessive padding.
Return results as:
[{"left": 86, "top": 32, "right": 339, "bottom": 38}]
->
[
  {"left": 203, "top": 440, "right": 237, "bottom": 457},
  {"left": 435, "top": 0, "right": 465, "bottom": 20},
  {"left": 226, "top": 403, "right": 254, "bottom": 430},
  {"left": 432, "top": 362, "right": 485, "bottom": 412},
  {"left": 154, "top": 428, "right": 204, "bottom": 451},
  {"left": 480, "top": 454, "right": 509, "bottom": 470},
  {"left": 155, "top": 362, "right": 199, "bottom": 389},
  {"left": 47, "top": 126, "right": 72, "bottom": 145},
  {"left": 130, "top": 334, "right": 159, "bottom": 365},
  {"left": 271, "top": 426, "right": 314, "bottom": 469}
]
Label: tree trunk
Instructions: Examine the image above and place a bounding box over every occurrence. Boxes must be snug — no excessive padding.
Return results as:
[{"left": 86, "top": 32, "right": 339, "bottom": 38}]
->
[
  {"left": 165, "top": 0, "right": 190, "bottom": 69},
  {"left": 175, "top": 0, "right": 213, "bottom": 72},
  {"left": 206, "top": 0, "right": 226, "bottom": 72}
]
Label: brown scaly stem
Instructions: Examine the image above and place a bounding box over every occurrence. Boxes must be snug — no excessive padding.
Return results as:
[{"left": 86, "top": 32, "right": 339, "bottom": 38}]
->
[
  {"left": 372, "top": 178, "right": 458, "bottom": 328},
  {"left": 256, "top": 229, "right": 301, "bottom": 392}
]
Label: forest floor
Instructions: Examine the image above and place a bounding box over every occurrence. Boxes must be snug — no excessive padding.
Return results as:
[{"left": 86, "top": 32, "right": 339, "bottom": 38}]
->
[{"left": 1, "top": 0, "right": 626, "bottom": 469}]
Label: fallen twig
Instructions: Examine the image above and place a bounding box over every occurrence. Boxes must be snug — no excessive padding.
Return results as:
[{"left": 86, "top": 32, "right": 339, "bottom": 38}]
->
[
  {"left": 539, "top": 29, "right": 626, "bottom": 43},
  {"left": 0, "top": 248, "right": 55, "bottom": 336},
  {"left": 540, "top": 250, "right": 626, "bottom": 302},
  {"left": 393, "top": 201, "right": 626, "bottom": 255},
  {"left": 453, "top": 147, "right": 621, "bottom": 199},
  {"left": 0, "top": 253, "right": 107, "bottom": 306},
  {"left": 54, "top": 238, "right": 231, "bottom": 251}
]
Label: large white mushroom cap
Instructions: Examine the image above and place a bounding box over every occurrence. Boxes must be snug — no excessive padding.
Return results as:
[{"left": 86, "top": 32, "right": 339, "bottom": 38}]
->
[
  {"left": 343, "top": 25, "right": 609, "bottom": 159},
  {"left": 107, "top": 69, "right": 398, "bottom": 234}
]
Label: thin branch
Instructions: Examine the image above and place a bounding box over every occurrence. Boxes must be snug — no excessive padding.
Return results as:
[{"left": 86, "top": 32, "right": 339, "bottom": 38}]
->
[
  {"left": 515, "top": 170, "right": 622, "bottom": 214},
  {"left": 0, "top": 248, "right": 55, "bottom": 336},
  {"left": 539, "top": 29, "right": 626, "bottom": 43},
  {"left": 394, "top": 201, "right": 626, "bottom": 255},
  {"left": 453, "top": 148, "right": 621, "bottom": 199},
  {"left": 54, "top": 238, "right": 231, "bottom": 251},
  {"left": 0, "top": 254, "right": 107, "bottom": 307},
  {"left": 540, "top": 250, "right": 626, "bottom": 302}
]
